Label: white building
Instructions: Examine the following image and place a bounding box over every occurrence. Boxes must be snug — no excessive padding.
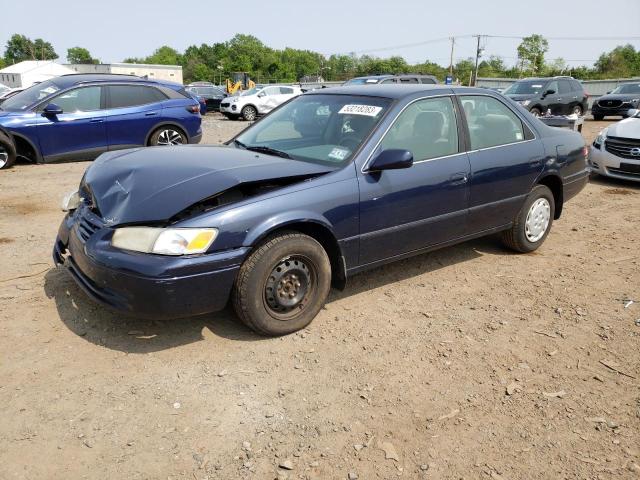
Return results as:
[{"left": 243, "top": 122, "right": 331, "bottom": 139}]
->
[
  {"left": 0, "top": 61, "right": 76, "bottom": 88},
  {"left": 67, "top": 63, "right": 183, "bottom": 84}
]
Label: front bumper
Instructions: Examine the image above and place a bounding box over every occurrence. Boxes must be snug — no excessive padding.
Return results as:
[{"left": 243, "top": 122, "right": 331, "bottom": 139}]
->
[
  {"left": 589, "top": 145, "right": 640, "bottom": 182},
  {"left": 53, "top": 206, "right": 249, "bottom": 319},
  {"left": 219, "top": 102, "right": 239, "bottom": 115},
  {"left": 591, "top": 103, "right": 637, "bottom": 117}
]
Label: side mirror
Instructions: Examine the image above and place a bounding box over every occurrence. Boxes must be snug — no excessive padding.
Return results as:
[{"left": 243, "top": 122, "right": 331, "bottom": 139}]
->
[
  {"left": 367, "top": 149, "right": 413, "bottom": 172},
  {"left": 543, "top": 89, "right": 556, "bottom": 97},
  {"left": 42, "top": 103, "right": 63, "bottom": 116},
  {"left": 257, "top": 92, "right": 266, "bottom": 98},
  {"left": 627, "top": 109, "right": 639, "bottom": 118},
  {"left": 606, "top": 90, "right": 611, "bottom": 94}
]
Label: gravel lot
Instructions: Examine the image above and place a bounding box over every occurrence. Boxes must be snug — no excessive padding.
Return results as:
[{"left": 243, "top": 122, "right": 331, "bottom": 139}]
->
[{"left": 1, "top": 115, "right": 639, "bottom": 479}]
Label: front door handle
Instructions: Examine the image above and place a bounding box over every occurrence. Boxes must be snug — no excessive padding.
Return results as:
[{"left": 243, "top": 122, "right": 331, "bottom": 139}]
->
[
  {"left": 450, "top": 172, "right": 468, "bottom": 184},
  {"left": 145, "top": 111, "right": 159, "bottom": 117},
  {"left": 89, "top": 118, "right": 104, "bottom": 123}
]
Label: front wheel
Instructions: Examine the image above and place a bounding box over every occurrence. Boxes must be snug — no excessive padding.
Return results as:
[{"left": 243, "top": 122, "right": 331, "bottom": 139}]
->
[
  {"left": 502, "top": 185, "right": 555, "bottom": 253},
  {"left": 241, "top": 105, "right": 257, "bottom": 121},
  {"left": 148, "top": 127, "right": 186, "bottom": 146},
  {"left": 232, "top": 233, "right": 331, "bottom": 336}
]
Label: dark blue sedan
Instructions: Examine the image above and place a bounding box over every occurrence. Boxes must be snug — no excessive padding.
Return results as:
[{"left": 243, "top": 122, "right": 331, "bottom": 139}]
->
[
  {"left": 53, "top": 85, "right": 589, "bottom": 336},
  {"left": 0, "top": 74, "right": 202, "bottom": 169}
]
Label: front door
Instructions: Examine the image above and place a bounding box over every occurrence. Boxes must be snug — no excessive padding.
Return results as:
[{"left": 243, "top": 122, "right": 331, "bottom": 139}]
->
[
  {"left": 357, "top": 96, "right": 470, "bottom": 266},
  {"left": 36, "top": 86, "right": 106, "bottom": 161}
]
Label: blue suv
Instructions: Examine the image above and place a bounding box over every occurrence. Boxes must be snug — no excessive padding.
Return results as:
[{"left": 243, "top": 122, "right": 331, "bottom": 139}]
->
[{"left": 0, "top": 74, "right": 202, "bottom": 169}]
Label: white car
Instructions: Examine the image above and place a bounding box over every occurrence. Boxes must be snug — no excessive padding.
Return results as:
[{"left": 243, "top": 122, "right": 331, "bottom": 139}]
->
[
  {"left": 220, "top": 85, "right": 302, "bottom": 121},
  {"left": 590, "top": 109, "right": 640, "bottom": 182}
]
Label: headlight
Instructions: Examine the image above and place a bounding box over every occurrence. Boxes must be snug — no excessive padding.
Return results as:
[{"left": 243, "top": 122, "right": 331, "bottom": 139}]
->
[
  {"left": 521, "top": 100, "right": 531, "bottom": 106},
  {"left": 61, "top": 190, "right": 81, "bottom": 212},
  {"left": 594, "top": 128, "right": 608, "bottom": 147},
  {"left": 111, "top": 227, "right": 218, "bottom": 255}
]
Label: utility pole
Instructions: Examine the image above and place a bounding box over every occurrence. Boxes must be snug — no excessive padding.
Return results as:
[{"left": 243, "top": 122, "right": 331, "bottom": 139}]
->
[
  {"left": 449, "top": 37, "right": 455, "bottom": 76},
  {"left": 472, "top": 35, "right": 482, "bottom": 86}
]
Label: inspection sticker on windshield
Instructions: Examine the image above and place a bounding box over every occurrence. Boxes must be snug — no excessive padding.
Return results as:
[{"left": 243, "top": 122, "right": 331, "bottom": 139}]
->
[
  {"left": 338, "top": 104, "right": 383, "bottom": 117},
  {"left": 328, "top": 147, "right": 350, "bottom": 161}
]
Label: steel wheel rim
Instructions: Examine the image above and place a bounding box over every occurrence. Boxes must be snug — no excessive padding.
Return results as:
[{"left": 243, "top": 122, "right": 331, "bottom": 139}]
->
[
  {"left": 157, "top": 129, "right": 184, "bottom": 146},
  {"left": 531, "top": 110, "right": 541, "bottom": 117},
  {"left": 525, "top": 198, "right": 551, "bottom": 243},
  {"left": 0, "top": 146, "right": 7, "bottom": 168},
  {"left": 264, "top": 255, "right": 316, "bottom": 320},
  {"left": 244, "top": 107, "right": 256, "bottom": 121}
]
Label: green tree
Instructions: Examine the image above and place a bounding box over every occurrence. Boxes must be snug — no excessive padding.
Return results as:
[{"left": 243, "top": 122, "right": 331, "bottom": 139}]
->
[
  {"left": 594, "top": 44, "right": 640, "bottom": 78},
  {"left": 516, "top": 34, "right": 548, "bottom": 74},
  {"left": 4, "top": 34, "right": 58, "bottom": 63},
  {"left": 67, "top": 47, "right": 99, "bottom": 64}
]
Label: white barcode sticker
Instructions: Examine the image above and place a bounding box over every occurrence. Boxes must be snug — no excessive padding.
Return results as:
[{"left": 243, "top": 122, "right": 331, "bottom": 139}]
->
[{"left": 338, "top": 104, "right": 383, "bottom": 117}]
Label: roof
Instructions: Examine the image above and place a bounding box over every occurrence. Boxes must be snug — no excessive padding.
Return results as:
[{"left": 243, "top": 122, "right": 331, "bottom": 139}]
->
[
  {"left": 309, "top": 84, "right": 503, "bottom": 99},
  {"left": 47, "top": 73, "right": 182, "bottom": 89},
  {"left": 0, "top": 60, "right": 75, "bottom": 75}
]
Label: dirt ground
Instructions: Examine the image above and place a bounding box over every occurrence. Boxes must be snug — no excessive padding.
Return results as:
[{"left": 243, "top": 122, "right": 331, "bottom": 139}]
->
[{"left": 1, "top": 115, "right": 639, "bottom": 480}]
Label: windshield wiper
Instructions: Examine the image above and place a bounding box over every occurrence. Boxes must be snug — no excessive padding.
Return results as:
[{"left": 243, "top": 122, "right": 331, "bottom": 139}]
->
[
  {"left": 244, "top": 145, "right": 292, "bottom": 159},
  {"left": 233, "top": 139, "right": 247, "bottom": 149}
]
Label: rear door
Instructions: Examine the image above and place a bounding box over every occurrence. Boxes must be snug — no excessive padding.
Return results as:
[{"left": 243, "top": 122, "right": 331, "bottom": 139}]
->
[
  {"left": 105, "top": 84, "right": 168, "bottom": 149},
  {"left": 36, "top": 85, "right": 107, "bottom": 161},
  {"left": 460, "top": 95, "right": 545, "bottom": 233},
  {"left": 558, "top": 79, "right": 574, "bottom": 115}
]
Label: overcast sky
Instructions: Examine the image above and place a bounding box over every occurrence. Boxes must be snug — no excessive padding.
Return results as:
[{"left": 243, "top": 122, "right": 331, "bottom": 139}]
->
[{"left": 3, "top": 0, "right": 640, "bottom": 68}]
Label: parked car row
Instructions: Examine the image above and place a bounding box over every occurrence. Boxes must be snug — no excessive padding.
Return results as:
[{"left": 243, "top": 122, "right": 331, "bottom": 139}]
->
[{"left": 0, "top": 74, "right": 202, "bottom": 169}]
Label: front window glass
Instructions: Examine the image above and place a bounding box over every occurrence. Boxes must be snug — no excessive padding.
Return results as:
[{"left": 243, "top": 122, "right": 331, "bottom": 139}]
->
[
  {"left": 611, "top": 83, "right": 640, "bottom": 94},
  {"left": 503, "top": 80, "right": 547, "bottom": 96},
  {"left": 50, "top": 86, "right": 102, "bottom": 112},
  {"left": 379, "top": 97, "right": 459, "bottom": 161},
  {"left": 240, "top": 87, "right": 262, "bottom": 97},
  {"left": 1, "top": 79, "right": 60, "bottom": 111},
  {"left": 461, "top": 95, "right": 525, "bottom": 150},
  {"left": 233, "top": 94, "right": 392, "bottom": 166}
]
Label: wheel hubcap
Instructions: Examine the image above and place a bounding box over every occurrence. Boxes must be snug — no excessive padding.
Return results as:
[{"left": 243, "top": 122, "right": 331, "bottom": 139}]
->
[
  {"left": 265, "top": 256, "right": 314, "bottom": 318},
  {"left": 525, "top": 198, "right": 551, "bottom": 242},
  {"left": 157, "top": 129, "right": 184, "bottom": 146},
  {"left": 0, "top": 146, "right": 8, "bottom": 168}
]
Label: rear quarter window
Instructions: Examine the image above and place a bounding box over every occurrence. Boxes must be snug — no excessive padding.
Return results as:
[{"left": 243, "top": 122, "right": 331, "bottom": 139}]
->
[{"left": 108, "top": 85, "right": 167, "bottom": 109}]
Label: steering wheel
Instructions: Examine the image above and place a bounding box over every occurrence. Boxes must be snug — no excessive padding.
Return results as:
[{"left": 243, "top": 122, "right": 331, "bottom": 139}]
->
[{"left": 337, "top": 137, "right": 359, "bottom": 150}]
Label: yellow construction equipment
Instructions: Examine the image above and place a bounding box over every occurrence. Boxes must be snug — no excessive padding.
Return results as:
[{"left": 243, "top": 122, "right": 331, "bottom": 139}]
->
[{"left": 225, "top": 72, "right": 255, "bottom": 94}]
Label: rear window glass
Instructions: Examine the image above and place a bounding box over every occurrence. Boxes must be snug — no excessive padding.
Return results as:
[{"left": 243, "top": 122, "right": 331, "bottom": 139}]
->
[{"left": 108, "top": 85, "right": 166, "bottom": 109}]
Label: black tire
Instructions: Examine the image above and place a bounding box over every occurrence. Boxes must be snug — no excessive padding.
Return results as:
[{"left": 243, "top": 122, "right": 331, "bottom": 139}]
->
[
  {"left": 148, "top": 126, "right": 187, "bottom": 146},
  {"left": 529, "top": 107, "right": 542, "bottom": 117},
  {"left": 571, "top": 105, "right": 583, "bottom": 116},
  {"left": 241, "top": 105, "right": 257, "bottom": 121},
  {"left": 593, "top": 114, "right": 604, "bottom": 121},
  {"left": 0, "top": 131, "right": 17, "bottom": 170},
  {"left": 502, "top": 185, "right": 555, "bottom": 253},
  {"left": 232, "top": 232, "right": 331, "bottom": 336}
]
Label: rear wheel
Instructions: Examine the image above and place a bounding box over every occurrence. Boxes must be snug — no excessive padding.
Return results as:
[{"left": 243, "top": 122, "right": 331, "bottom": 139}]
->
[
  {"left": 242, "top": 105, "right": 257, "bottom": 121},
  {"left": 148, "top": 126, "right": 186, "bottom": 146},
  {"left": 529, "top": 107, "right": 542, "bottom": 117},
  {"left": 502, "top": 185, "right": 555, "bottom": 253},
  {"left": 232, "top": 233, "right": 331, "bottom": 336},
  {"left": 0, "top": 132, "right": 17, "bottom": 170},
  {"left": 571, "top": 105, "right": 583, "bottom": 116}
]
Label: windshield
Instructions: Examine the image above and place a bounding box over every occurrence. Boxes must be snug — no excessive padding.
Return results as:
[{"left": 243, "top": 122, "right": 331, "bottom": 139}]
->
[
  {"left": 503, "top": 80, "right": 547, "bottom": 96},
  {"left": 610, "top": 83, "right": 640, "bottom": 95},
  {"left": 232, "top": 94, "right": 392, "bottom": 166},
  {"left": 1, "top": 80, "right": 60, "bottom": 111},
  {"left": 240, "top": 87, "right": 262, "bottom": 97}
]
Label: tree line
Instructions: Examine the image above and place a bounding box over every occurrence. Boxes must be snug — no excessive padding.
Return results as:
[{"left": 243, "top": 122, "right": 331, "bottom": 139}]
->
[{"left": 2, "top": 32, "right": 640, "bottom": 85}]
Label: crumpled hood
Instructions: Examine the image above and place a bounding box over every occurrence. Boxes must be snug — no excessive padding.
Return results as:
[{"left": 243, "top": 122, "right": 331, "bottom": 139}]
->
[
  {"left": 605, "top": 117, "right": 640, "bottom": 139},
  {"left": 84, "top": 145, "right": 332, "bottom": 226}
]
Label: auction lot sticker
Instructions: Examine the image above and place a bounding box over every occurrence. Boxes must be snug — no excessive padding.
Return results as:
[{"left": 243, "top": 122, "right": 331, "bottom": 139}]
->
[{"left": 339, "top": 104, "right": 383, "bottom": 117}]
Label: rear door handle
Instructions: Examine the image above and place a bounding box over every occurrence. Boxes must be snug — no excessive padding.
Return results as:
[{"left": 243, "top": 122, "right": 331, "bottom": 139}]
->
[
  {"left": 89, "top": 118, "right": 104, "bottom": 123},
  {"left": 450, "top": 172, "right": 468, "bottom": 184}
]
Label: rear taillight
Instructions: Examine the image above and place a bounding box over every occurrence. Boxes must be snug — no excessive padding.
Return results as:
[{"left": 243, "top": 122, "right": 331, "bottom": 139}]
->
[
  {"left": 583, "top": 145, "right": 589, "bottom": 160},
  {"left": 187, "top": 104, "right": 200, "bottom": 114},
  {"left": 584, "top": 91, "right": 589, "bottom": 99}
]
